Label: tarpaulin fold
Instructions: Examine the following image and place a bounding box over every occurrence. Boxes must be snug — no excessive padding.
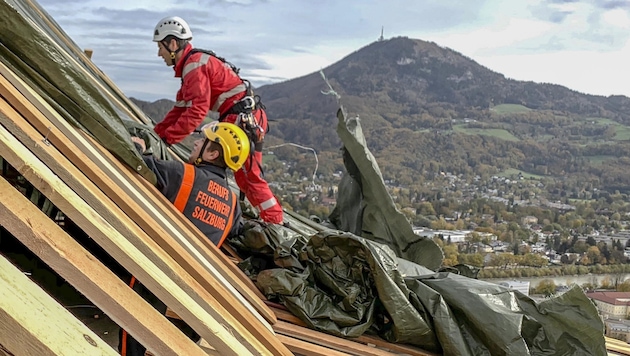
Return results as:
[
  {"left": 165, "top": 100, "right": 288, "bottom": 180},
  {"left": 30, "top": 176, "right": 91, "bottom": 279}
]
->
[
  {"left": 330, "top": 107, "right": 444, "bottom": 270},
  {"left": 0, "top": 0, "right": 156, "bottom": 184},
  {"left": 241, "top": 104, "right": 606, "bottom": 356}
]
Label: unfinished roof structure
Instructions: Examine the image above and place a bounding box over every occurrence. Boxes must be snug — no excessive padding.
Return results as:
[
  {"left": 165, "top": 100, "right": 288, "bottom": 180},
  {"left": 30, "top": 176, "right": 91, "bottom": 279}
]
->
[{"left": 0, "top": 0, "right": 629, "bottom": 355}]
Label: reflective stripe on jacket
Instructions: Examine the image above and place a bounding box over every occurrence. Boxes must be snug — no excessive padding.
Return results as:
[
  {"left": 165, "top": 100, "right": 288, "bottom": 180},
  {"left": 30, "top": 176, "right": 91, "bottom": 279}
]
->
[
  {"left": 142, "top": 156, "right": 242, "bottom": 246},
  {"left": 154, "top": 44, "right": 246, "bottom": 145}
]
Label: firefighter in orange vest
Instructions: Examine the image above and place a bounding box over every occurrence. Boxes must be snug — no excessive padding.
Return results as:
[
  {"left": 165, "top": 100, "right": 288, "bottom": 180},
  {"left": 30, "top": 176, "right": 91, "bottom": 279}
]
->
[
  {"left": 152, "top": 15, "right": 284, "bottom": 225},
  {"left": 119, "top": 122, "right": 249, "bottom": 355}
]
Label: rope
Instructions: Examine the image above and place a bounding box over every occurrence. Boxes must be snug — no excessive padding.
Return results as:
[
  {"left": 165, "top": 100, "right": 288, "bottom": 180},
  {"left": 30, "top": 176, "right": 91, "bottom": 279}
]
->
[
  {"left": 265, "top": 143, "right": 319, "bottom": 187},
  {"left": 319, "top": 70, "right": 341, "bottom": 100},
  {"left": 319, "top": 69, "right": 348, "bottom": 119}
]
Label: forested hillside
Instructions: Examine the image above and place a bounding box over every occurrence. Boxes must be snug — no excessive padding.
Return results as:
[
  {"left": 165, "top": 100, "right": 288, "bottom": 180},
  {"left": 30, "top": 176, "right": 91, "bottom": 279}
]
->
[{"left": 132, "top": 36, "right": 630, "bottom": 197}]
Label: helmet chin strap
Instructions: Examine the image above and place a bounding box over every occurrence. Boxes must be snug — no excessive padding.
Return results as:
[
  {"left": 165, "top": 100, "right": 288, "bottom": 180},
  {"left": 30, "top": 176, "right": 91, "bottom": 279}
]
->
[
  {"left": 161, "top": 39, "right": 184, "bottom": 66},
  {"left": 194, "top": 139, "right": 211, "bottom": 166}
]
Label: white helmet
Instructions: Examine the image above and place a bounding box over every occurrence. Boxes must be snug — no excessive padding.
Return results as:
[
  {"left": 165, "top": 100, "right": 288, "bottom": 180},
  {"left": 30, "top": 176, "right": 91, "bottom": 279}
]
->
[{"left": 153, "top": 16, "right": 192, "bottom": 42}]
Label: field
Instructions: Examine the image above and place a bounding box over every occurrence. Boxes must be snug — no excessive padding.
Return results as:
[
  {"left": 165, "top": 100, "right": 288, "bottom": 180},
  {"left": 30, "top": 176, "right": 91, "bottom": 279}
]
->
[
  {"left": 491, "top": 104, "right": 532, "bottom": 114},
  {"left": 583, "top": 155, "right": 616, "bottom": 165},
  {"left": 453, "top": 124, "right": 520, "bottom": 142},
  {"left": 497, "top": 168, "right": 545, "bottom": 179},
  {"left": 587, "top": 117, "right": 630, "bottom": 141}
]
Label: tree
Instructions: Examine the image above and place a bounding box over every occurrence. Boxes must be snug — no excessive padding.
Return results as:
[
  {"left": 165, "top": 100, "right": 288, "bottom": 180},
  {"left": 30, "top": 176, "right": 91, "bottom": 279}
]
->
[
  {"left": 442, "top": 244, "right": 459, "bottom": 266},
  {"left": 534, "top": 279, "right": 557, "bottom": 297},
  {"left": 586, "top": 246, "right": 602, "bottom": 265},
  {"left": 572, "top": 241, "right": 588, "bottom": 254},
  {"left": 417, "top": 202, "right": 436, "bottom": 216},
  {"left": 618, "top": 280, "right": 630, "bottom": 292},
  {"left": 458, "top": 253, "right": 484, "bottom": 267},
  {"left": 600, "top": 276, "right": 613, "bottom": 289},
  {"left": 522, "top": 253, "right": 547, "bottom": 267},
  {"left": 430, "top": 217, "right": 455, "bottom": 230}
]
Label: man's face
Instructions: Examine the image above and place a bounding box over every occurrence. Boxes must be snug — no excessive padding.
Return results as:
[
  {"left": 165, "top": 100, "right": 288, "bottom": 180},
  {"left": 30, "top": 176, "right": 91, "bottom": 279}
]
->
[{"left": 157, "top": 41, "right": 174, "bottom": 66}]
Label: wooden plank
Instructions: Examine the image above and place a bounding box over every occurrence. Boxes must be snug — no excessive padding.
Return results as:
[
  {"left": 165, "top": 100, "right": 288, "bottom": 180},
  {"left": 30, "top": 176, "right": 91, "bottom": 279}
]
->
[
  {"left": 276, "top": 335, "right": 352, "bottom": 356},
  {"left": 0, "top": 103, "right": 288, "bottom": 352},
  {"left": 0, "top": 344, "right": 14, "bottom": 356},
  {"left": 171, "top": 304, "right": 434, "bottom": 356},
  {"left": 0, "top": 176, "right": 206, "bottom": 356},
  {"left": 0, "top": 254, "right": 117, "bottom": 356},
  {"left": 0, "top": 92, "right": 288, "bottom": 355},
  {"left": 274, "top": 321, "right": 399, "bottom": 356},
  {"left": 0, "top": 78, "right": 288, "bottom": 354},
  {"left": 271, "top": 306, "right": 437, "bottom": 356},
  {"left": 0, "top": 63, "right": 276, "bottom": 326},
  {"left": 0, "top": 78, "right": 274, "bottom": 332},
  {"left": 0, "top": 67, "right": 289, "bottom": 353},
  {"left": 0, "top": 120, "right": 256, "bottom": 355}
]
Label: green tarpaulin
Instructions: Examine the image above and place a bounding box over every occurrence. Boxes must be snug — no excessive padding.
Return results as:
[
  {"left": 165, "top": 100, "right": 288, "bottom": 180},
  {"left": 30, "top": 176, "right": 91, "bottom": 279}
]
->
[
  {"left": 0, "top": 0, "right": 156, "bottom": 184},
  {"left": 1, "top": 1, "right": 608, "bottom": 354},
  {"left": 233, "top": 105, "right": 606, "bottom": 355}
]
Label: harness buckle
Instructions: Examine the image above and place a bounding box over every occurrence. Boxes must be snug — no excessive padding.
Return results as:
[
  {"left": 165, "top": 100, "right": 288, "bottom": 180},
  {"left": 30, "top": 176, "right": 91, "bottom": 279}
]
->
[
  {"left": 236, "top": 112, "right": 264, "bottom": 144},
  {"left": 240, "top": 96, "right": 256, "bottom": 111}
]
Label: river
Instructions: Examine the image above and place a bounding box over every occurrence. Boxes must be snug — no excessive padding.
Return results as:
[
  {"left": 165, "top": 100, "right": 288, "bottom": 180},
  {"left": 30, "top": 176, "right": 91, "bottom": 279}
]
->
[{"left": 482, "top": 273, "right": 630, "bottom": 289}]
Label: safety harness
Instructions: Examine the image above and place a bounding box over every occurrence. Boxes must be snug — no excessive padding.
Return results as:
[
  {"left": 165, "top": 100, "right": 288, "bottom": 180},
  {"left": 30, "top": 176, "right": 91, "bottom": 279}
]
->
[
  {"left": 182, "top": 48, "right": 241, "bottom": 75},
  {"left": 181, "top": 48, "right": 269, "bottom": 148},
  {"left": 182, "top": 48, "right": 270, "bottom": 196}
]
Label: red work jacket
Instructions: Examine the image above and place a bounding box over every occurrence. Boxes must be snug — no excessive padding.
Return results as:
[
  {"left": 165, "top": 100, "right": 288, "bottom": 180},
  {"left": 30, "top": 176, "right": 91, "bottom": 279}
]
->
[{"left": 154, "top": 44, "right": 247, "bottom": 144}]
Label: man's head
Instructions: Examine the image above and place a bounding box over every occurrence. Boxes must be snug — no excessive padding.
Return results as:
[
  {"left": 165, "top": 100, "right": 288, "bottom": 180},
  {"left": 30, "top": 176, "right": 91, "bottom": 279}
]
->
[
  {"left": 189, "top": 122, "right": 251, "bottom": 171},
  {"left": 153, "top": 16, "right": 192, "bottom": 66}
]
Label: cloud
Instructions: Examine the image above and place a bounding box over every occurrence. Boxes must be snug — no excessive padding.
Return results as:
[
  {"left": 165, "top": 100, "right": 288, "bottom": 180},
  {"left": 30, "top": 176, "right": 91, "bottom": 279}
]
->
[
  {"left": 592, "top": 0, "right": 630, "bottom": 10},
  {"left": 31, "top": 0, "right": 630, "bottom": 101}
]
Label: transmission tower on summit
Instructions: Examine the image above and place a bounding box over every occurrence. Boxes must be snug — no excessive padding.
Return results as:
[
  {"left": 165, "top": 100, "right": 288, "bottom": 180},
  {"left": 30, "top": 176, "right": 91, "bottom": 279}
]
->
[{"left": 378, "top": 26, "right": 384, "bottom": 41}]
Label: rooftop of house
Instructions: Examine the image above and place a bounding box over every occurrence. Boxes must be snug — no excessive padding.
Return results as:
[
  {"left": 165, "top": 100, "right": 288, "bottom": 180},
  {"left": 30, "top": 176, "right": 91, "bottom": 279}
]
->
[{"left": 587, "top": 291, "right": 630, "bottom": 305}]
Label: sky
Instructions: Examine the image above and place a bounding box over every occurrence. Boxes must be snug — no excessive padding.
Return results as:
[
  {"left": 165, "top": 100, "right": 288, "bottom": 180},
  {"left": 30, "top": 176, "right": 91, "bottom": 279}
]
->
[{"left": 34, "top": 0, "right": 630, "bottom": 102}]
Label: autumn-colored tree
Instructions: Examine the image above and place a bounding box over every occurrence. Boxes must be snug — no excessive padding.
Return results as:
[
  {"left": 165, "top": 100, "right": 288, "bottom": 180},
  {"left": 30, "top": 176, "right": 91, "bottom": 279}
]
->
[
  {"left": 430, "top": 217, "right": 455, "bottom": 230},
  {"left": 600, "top": 276, "right": 613, "bottom": 289},
  {"left": 442, "top": 244, "right": 459, "bottom": 266},
  {"left": 617, "top": 280, "right": 630, "bottom": 292},
  {"left": 534, "top": 280, "right": 557, "bottom": 297},
  {"left": 586, "top": 246, "right": 602, "bottom": 265}
]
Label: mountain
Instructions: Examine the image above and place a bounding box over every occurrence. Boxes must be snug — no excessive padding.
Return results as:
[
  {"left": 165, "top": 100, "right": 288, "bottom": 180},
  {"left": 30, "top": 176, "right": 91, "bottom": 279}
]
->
[{"left": 132, "top": 36, "right": 630, "bottom": 196}]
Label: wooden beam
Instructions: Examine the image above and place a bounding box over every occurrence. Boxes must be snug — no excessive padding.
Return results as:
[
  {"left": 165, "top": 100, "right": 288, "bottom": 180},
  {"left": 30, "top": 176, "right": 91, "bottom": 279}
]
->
[
  {"left": 0, "top": 119, "right": 256, "bottom": 355},
  {"left": 0, "top": 75, "right": 290, "bottom": 355},
  {"left": 0, "top": 71, "right": 273, "bottom": 331},
  {"left": 271, "top": 306, "right": 437, "bottom": 356},
  {"left": 276, "top": 335, "right": 352, "bottom": 356},
  {"left": 0, "top": 63, "right": 276, "bottom": 327},
  {"left": 274, "top": 321, "right": 399, "bottom": 356},
  {"left": 0, "top": 254, "right": 117, "bottom": 356},
  {"left": 0, "top": 176, "right": 207, "bottom": 356},
  {"left": 0, "top": 344, "right": 14, "bottom": 356},
  {"left": 171, "top": 305, "right": 436, "bottom": 356}
]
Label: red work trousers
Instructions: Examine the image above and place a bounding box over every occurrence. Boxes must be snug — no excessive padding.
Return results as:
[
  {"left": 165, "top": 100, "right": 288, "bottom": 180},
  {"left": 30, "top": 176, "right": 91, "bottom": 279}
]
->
[{"left": 224, "top": 109, "right": 283, "bottom": 224}]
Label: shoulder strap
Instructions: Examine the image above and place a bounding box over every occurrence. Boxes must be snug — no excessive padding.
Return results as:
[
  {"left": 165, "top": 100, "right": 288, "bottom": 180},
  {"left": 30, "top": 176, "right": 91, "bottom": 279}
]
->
[
  {"left": 173, "top": 163, "right": 195, "bottom": 212},
  {"left": 184, "top": 48, "right": 241, "bottom": 75}
]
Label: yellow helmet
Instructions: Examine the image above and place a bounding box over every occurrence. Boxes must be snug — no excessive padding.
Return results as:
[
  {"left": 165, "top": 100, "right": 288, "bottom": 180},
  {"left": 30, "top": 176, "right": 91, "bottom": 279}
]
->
[{"left": 202, "top": 122, "right": 250, "bottom": 171}]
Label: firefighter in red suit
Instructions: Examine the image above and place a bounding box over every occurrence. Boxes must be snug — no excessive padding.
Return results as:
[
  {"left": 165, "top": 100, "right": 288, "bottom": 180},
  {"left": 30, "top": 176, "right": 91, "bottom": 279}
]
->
[{"left": 152, "top": 16, "right": 283, "bottom": 224}]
